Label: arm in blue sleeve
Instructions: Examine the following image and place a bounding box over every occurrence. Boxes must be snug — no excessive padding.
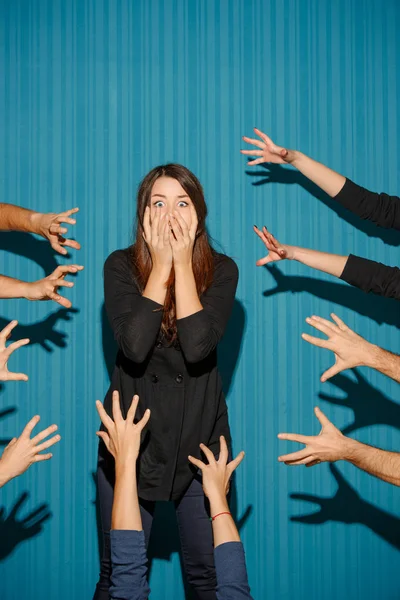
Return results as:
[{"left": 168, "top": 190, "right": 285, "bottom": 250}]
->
[
  {"left": 110, "top": 530, "right": 150, "bottom": 600},
  {"left": 215, "top": 541, "right": 253, "bottom": 600}
]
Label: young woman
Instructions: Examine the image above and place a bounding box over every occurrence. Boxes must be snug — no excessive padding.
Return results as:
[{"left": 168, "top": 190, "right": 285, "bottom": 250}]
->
[
  {"left": 94, "top": 164, "right": 239, "bottom": 600},
  {"left": 242, "top": 128, "right": 400, "bottom": 299}
]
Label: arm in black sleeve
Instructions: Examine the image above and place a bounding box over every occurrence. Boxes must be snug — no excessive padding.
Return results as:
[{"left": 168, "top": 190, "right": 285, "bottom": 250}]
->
[
  {"left": 176, "top": 256, "right": 239, "bottom": 364},
  {"left": 334, "top": 179, "right": 400, "bottom": 230},
  {"left": 340, "top": 254, "right": 400, "bottom": 300},
  {"left": 104, "top": 250, "right": 163, "bottom": 363}
]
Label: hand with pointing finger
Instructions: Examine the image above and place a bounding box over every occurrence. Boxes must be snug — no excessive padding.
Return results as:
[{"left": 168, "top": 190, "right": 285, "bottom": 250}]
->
[
  {"left": 0, "top": 320, "right": 30, "bottom": 382},
  {"left": 278, "top": 406, "right": 349, "bottom": 467},
  {"left": 24, "top": 264, "right": 84, "bottom": 309}
]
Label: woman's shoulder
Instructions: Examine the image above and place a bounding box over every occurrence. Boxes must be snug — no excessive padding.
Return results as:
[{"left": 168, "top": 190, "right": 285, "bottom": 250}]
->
[
  {"left": 104, "top": 247, "right": 133, "bottom": 269},
  {"left": 212, "top": 251, "right": 239, "bottom": 279}
]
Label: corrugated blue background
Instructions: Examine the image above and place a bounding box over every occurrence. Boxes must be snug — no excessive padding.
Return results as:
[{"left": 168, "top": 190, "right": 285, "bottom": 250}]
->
[{"left": 1, "top": 1, "right": 399, "bottom": 598}]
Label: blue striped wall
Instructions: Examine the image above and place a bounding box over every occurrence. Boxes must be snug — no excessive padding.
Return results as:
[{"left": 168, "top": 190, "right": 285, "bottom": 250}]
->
[{"left": 0, "top": 1, "right": 399, "bottom": 598}]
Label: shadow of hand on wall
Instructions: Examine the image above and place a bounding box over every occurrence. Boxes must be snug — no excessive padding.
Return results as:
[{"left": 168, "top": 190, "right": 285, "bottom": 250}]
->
[
  {"left": 0, "top": 308, "right": 78, "bottom": 352},
  {"left": 290, "top": 464, "right": 400, "bottom": 550},
  {"left": 218, "top": 299, "right": 246, "bottom": 398},
  {"left": 262, "top": 264, "right": 400, "bottom": 328},
  {"left": 0, "top": 406, "right": 17, "bottom": 446},
  {"left": 318, "top": 370, "right": 400, "bottom": 435},
  {"left": 0, "top": 492, "right": 52, "bottom": 560},
  {"left": 246, "top": 164, "right": 400, "bottom": 247},
  {"left": 0, "top": 232, "right": 60, "bottom": 274}
]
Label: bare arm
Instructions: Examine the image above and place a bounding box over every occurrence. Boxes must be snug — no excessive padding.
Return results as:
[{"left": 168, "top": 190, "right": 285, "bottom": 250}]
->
[
  {"left": 0, "top": 204, "right": 80, "bottom": 255},
  {"left": 254, "top": 226, "right": 347, "bottom": 278},
  {"left": 241, "top": 129, "right": 345, "bottom": 197},
  {"left": 96, "top": 393, "right": 150, "bottom": 530},
  {"left": 0, "top": 265, "right": 83, "bottom": 308},
  {"left": 188, "top": 437, "right": 244, "bottom": 547},
  {"left": 346, "top": 440, "right": 400, "bottom": 487}
]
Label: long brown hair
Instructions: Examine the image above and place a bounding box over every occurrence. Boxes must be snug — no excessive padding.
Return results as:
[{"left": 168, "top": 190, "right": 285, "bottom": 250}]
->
[{"left": 131, "top": 164, "right": 215, "bottom": 343}]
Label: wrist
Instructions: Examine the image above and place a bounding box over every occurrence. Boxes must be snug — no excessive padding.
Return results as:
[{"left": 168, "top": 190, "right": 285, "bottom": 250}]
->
[
  {"left": 289, "top": 150, "right": 303, "bottom": 168},
  {"left": 209, "top": 495, "right": 230, "bottom": 516},
  {"left": 341, "top": 436, "right": 362, "bottom": 462},
  {"left": 0, "top": 461, "right": 12, "bottom": 488},
  {"left": 115, "top": 460, "right": 138, "bottom": 479},
  {"left": 364, "top": 343, "right": 384, "bottom": 369},
  {"left": 29, "top": 211, "right": 45, "bottom": 237},
  {"left": 174, "top": 261, "right": 193, "bottom": 274}
]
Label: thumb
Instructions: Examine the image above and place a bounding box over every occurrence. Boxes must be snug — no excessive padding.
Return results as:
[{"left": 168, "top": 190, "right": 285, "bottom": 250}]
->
[
  {"left": 96, "top": 431, "right": 112, "bottom": 454},
  {"left": 321, "top": 362, "right": 343, "bottom": 383},
  {"left": 256, "top": 255, "right": 274, "bottom": 267}
]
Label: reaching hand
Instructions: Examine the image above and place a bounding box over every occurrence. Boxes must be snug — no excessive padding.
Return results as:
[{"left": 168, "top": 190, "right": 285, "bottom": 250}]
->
[
  {"left": 278, "top": 407, "right": 348, "bottom": 466},
  {"left": 302, "top": 313, "right": 375, "bottom": 382},
  {"left": 241, "top": 128, "right": 295, "bottom": 166},
  {"left": 188, "top": 436, "right": 245, "bottom": 502},
  {"left": 35, "top": 208, "right": 81, "bottom": 255},
  {"left": 143, "top": 206, "right": 173, "bottom": 270},
  {"left": 254, "top": 225, "right": 294, "bottom": 266},
  {"left": 0, "top": 416, "right": 60, "bottom": 486},
  {"left": 0, "top": 321, "right": 29, "bottom": 381},
  {"left": 25, "top": 264, "right": 84, "bottom": 308},
  {"left": 96, "top": 392, "right": 151, "bottom": 466},
  {"left": 168, "top": 205, "right": 198, "bottom": 266}
]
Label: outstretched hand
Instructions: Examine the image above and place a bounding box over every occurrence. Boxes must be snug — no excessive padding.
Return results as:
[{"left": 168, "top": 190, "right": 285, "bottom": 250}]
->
[
  {"left": 254, "top": 225, "right": 294, "bottom": 266},
  {"left": 188, "top": 436, "right": 245, "bottom": 502},
  {"left": 0, "top": 416, "right": 60, "bottom": 486},
  {"left": 278, "top": 407, "right": 348, "bottom": 467},
  {"left": 96, "top": 392, "right": 151, "bottom": 465},
  {"left": 0, "top": 321, "right": 29, "bottom": 381},
  {"left": 25, "top": 264, "right": 84, "bottom": 309},
  {"left": 241, "top": 128, "right": 295, "bottom": 166},
  {"left": 302, "top": 313, "right": 375, "bottom": 382},
  {"left": 36, "top": 208, "right": 81, "bottom": 255}
]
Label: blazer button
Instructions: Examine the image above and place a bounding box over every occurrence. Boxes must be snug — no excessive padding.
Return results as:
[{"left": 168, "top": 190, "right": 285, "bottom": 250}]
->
[
  {"left": 175, "top": 374, "right": 183, "bottom": 384},
  {"left": 152, "top": 374, "right": 159, "bottom": 383},
  {"left": 156, "top": 341, "right": 162, "bottom": 349}
]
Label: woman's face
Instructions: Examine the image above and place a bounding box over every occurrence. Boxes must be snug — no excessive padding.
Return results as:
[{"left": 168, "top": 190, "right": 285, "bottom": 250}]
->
[{"left": 149, "top": 176, "right": 194, "bottom": 228}]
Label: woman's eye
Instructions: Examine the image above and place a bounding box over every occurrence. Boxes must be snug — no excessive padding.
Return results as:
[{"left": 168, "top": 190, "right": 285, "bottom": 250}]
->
[
  {"left": 154, "top": 201, "right": 164, "bottom": 208},
  {"left": 177, "top": 201, "right": 188, "bottom": 207}
]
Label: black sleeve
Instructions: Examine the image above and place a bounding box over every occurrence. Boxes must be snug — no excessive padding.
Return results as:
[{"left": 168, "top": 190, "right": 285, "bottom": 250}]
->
[
  {"left": 104, "top": 250, "right": 163, "bottom": 363},
  {"left": 176, "top": 256, "right": 239, "bottom": 363},
  {"left": 334, "top": 179, "right": 400, "bottom": 230},
  {"left": 340, "top": 254, "right": 400, "bottom": 300}
]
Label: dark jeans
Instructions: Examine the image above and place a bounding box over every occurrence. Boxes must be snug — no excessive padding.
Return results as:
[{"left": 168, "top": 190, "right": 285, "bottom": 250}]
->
[{"left": 93, "top": 451, "right": 217, "bottom": 600}]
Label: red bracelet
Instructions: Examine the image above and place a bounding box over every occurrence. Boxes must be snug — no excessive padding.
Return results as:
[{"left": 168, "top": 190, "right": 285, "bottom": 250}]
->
[{"left": 210, "top": 511, "right": 231, "bottom": 521}]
